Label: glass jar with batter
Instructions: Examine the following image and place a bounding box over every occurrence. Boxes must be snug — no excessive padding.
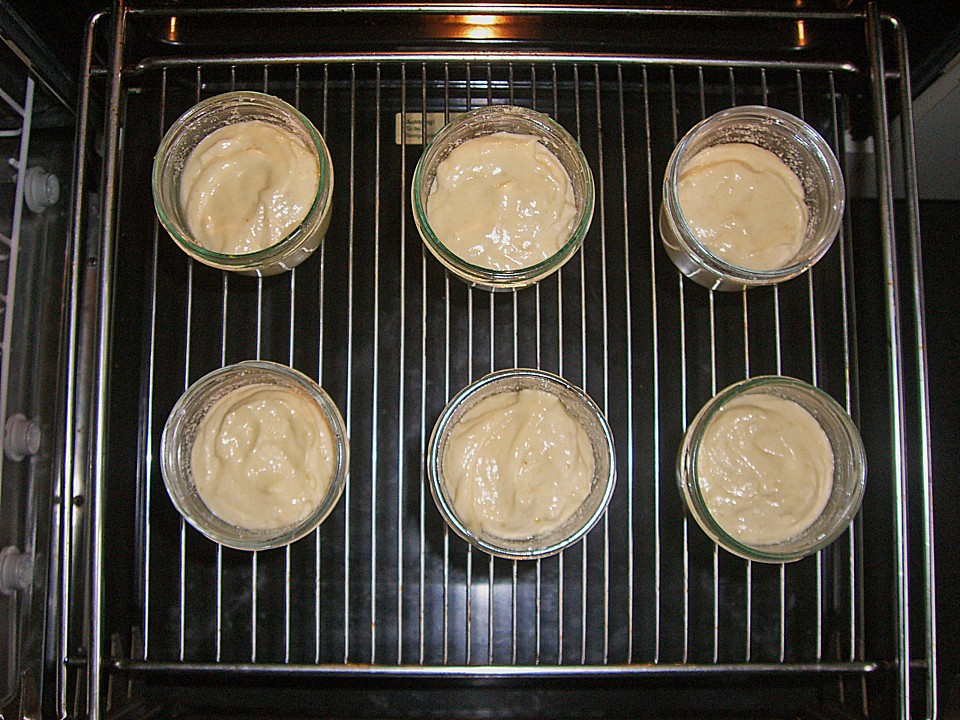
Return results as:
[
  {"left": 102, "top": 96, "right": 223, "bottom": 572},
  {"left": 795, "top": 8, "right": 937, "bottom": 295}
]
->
[
  {"left": 428, "top": 368, "right": 616, "bottom": 559},
  {"left": 677, "top": 376, "right": 866, "bottom": 563},
  {"left": 153, "top": 91, "right": 334, "bottom": 277},
  {"left": 412, "top": 105, "right": 595, "bottom": 291},
  {"left": 660, "top": 105, "right": 844, "bottom": 291},
  {"left": 161, "top": 361, "right": 349, "bottom": 551}
]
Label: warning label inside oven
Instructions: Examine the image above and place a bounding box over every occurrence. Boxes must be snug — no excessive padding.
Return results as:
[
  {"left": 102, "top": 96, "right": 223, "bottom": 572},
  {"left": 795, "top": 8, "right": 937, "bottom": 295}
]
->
[{"left": 395, "top": 113, "right": 447, "bottom": 145}]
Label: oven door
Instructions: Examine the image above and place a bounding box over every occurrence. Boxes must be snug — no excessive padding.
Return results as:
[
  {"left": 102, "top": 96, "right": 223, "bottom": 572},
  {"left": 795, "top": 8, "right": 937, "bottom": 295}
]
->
[{"left": 0, "top": 5, "right": 76, "bottom": 718}]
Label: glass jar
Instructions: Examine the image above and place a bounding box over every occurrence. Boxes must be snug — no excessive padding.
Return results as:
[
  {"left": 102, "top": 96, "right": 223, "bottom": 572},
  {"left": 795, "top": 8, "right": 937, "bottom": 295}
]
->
[
  {"left": 660, "top": 105, "right": 844, "bottom": 290},
  {"left": 412, "top": 105, "right": 594, "bottom": 291},
  {"left": 677, "top": 376, "right": 866, "bottom": 562},
  {"left": 428, "top": 368, "right": 615, "bottom": 559},
  {"left": 152, "top": 91, "right": 334, "bottom": 277},
  {"left": 161, "top": 361, "right": 349, "bottom": 550}
]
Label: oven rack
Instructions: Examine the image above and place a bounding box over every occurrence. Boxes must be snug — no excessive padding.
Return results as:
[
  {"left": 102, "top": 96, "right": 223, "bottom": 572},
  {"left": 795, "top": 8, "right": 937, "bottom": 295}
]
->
[{"left": 63, "top": 5, "right": 935, "bottom": 719}]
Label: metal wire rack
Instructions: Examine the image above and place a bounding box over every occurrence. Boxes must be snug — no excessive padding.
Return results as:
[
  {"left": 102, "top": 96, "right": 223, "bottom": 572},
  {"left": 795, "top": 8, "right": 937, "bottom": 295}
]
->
[{"left": 63, "top": 5, "right": 936, "bottom": 719}]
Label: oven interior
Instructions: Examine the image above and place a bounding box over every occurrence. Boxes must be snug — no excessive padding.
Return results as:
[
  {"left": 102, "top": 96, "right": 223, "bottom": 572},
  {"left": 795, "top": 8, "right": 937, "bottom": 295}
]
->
[{"left": 0, "top": 4, "right": 941, "bottom": 719}]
